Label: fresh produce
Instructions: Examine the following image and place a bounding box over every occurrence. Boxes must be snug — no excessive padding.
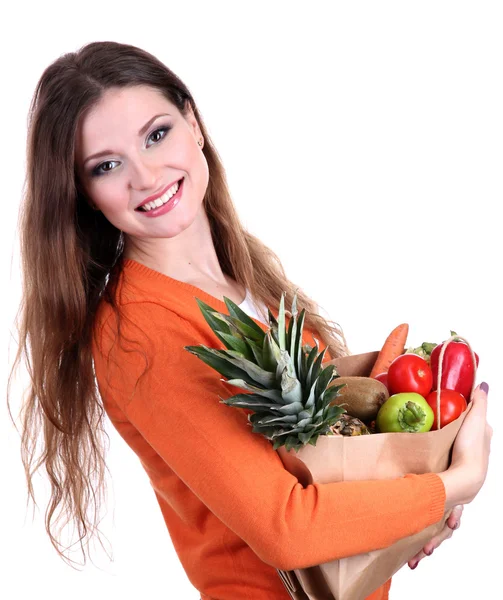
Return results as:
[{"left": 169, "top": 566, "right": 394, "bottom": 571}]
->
[
  {"left": 369, "top": 323, "right": 409, "bottom": 378},
  {"left": 430, "top": 333, "right": 479, "bottom": 402},
  {"left": 330, "top": 414, "right": 372, "bottom": 436},
  {"left": 387, "top": 354, "right": 433, "bottom": 398},
  {"left": 330, "top": 376, "right": 389, "bottom": 422},
  {"left": 374, "top": 372, "right": 389, "bottom": 392},
  {"left": 426, "top": 390, "right": 467, "bottom": 430},
  {"left": 406, "top": 332, "right": 479, "bottom": 402},
  {"left": 184, "top": 291, "right": 346, "bottom": 452},
  {"left": 376, "top": 393, "right": 435, "bottom": 433},
  {"left": 186, "top": 293, "right": 477, "bottom": 444},
  {"left": 405, "top": 342, "right": 437, "bottom": 365}
]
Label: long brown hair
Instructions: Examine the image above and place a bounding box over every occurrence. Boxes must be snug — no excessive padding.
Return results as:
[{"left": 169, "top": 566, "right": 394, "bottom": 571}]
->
[{"left": 7, "top": 41, "right": 349, "bottom": 568}]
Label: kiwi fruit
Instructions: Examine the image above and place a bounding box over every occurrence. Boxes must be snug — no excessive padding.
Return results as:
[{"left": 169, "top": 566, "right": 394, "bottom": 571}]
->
[{"left": 329, "top": 376, "right": 389, "bottom": 422}]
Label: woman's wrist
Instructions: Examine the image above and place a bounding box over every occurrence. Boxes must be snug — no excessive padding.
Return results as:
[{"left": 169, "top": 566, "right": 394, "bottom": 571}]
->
[{"left": 438, "top": 467, "right": 474, "bottom": 509}]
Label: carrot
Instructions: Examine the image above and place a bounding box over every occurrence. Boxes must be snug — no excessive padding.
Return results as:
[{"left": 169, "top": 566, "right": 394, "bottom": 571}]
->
[{"left": 369, "top": 323, "right": 409, "bottom": 378}]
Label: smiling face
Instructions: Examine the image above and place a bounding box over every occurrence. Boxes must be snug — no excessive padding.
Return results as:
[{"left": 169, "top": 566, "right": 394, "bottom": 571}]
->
[{"left": 75, "top": 85, "right": 209, "bottom": 245}]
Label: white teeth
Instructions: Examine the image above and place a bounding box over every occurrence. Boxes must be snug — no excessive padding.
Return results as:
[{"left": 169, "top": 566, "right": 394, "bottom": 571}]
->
[{"left": 140, "top": 180, "right": 181, "bottom": 212}]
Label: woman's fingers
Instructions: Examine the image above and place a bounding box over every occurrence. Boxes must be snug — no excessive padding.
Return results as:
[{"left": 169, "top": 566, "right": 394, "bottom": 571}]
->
[
  {"left": 408, "top": 517, "right": 458, "bottom": 569},
  {"left": 446, "top": 504, "right": 463, "bottom": 530},
  {"left": 409, "top": 382, "right": 491, "bottom": 572},
  {"left": 448, "top": 382, "right": 492, "bottom": 504},
  {"left": 470, "top": 382, "right": 489, "bottom": 417}
]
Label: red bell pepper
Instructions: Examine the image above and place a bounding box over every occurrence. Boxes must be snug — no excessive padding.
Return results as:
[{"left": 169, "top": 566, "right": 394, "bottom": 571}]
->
[{"left": 430, "top": 332, "right": 479, "bottom": 402}]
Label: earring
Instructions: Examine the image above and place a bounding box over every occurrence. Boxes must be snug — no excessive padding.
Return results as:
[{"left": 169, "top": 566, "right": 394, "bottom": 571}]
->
[{"left": 198, "top": 138, "right": 203, "bottom": 147}]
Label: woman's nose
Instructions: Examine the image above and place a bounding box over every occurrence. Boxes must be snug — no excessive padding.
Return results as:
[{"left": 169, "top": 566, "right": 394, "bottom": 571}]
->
[{"left": 129, "top": 157, "right": 160, "bottom": 190}]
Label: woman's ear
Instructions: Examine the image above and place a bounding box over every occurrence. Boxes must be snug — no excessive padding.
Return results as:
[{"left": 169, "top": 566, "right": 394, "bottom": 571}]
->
[{"left": 184, "top": 101, "right": 202, "bottom": 141}]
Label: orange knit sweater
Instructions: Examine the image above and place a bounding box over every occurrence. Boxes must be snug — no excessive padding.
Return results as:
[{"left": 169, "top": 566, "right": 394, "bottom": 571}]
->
[{"left": 91, "top": 259, "right": 446, "bottom": 600}]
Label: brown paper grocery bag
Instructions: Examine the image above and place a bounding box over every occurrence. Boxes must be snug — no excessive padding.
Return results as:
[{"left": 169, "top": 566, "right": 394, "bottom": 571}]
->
[{"left": 275, "top": 351, "right": 472, "bottom": 600}]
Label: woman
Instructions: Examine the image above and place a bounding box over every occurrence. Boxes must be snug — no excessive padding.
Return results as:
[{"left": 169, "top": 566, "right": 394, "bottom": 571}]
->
[{"left": 9, "top": 41, "right": 492, "bottom": 599}]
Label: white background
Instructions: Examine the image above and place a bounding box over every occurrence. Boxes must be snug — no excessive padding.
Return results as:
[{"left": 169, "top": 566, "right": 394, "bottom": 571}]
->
[{"left": 2, "top": 1, "right": 502, "bottom": 598}]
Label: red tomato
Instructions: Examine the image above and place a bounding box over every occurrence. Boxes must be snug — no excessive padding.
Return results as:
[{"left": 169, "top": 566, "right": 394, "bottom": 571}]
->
[
  {"left": 374, "top": 372, "right": 389, "bottom": 392},
  {"left": 387, "top": 354, "right": 433, "bottom": 398},
  {"left": 426, "top": 389, "right": 467, "bottom": 429}
]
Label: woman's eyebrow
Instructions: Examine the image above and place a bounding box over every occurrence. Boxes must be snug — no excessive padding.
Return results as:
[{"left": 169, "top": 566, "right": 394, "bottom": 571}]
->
[{"left": 83, "top": 113, "right": 171, "bottom": 165}]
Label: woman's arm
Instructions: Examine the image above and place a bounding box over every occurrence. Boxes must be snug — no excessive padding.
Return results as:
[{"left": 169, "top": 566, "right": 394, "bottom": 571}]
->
[{"left": 93, "top": 300, "right": 448, "bottom": 572}]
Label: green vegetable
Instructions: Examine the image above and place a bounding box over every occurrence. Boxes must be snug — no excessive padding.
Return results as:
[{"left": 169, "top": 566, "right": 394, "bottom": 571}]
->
[{"left": 376, "top": 393, "right": 434, "bottom": 433}]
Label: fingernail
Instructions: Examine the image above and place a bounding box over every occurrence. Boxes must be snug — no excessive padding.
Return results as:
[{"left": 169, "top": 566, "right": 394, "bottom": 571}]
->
[
  {"left": 480, "top": 382, "right": 489, "bottom": 394},
  {"left": 425, "top": 548, "right": 434, "bottom": 556},
  {"left": 454, "top": 521, "right": 460, "bottom": 530},
  {"left": 410, "top": 561, "right": 418, "bottom": 570}
]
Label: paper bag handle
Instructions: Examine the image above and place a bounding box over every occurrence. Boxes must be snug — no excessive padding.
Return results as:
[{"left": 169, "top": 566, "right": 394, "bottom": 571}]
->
[{"left": 435, "top": 335, "right": 478, "bottom": 430}]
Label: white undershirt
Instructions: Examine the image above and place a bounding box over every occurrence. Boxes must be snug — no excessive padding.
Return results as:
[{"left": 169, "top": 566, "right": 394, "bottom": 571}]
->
[{"left": 237, "top": 289, "right": 269, "bottom": 326}]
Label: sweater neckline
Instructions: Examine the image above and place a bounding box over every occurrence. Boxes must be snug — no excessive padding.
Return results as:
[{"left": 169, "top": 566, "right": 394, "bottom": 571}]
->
[{"left": 122, "top": 258, "right": 255, "bottom": 313}]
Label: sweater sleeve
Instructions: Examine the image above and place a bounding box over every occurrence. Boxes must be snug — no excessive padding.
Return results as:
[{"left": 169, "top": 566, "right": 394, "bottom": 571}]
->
[{"left": 93, "top": 300, "right": 446, "bottom": 572}]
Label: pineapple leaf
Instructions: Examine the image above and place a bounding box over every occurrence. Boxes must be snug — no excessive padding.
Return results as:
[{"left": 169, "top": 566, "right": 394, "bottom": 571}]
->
[
  {"left": 262, "top": 331, "right": 280, "bottom": 372},
  {"left": 195, "top": 298, "right": 230, "bottom": 333},
  {"left": 201, "top": 303, "right": 263, "bottom": 345},
  {"left": 275, "top": 348, "right": 295, "bottom": 381},
  {"left": 304, "top": 379, "right": 317, "bottom": 409},
  {"left": 293, "top": 308, "right": 306, "bottom": 384},
  {"left": 220, "top": 393, "right": 279, "bottom": 410},
  {"left": 224, "top": 379, "right": 284, "bottom": 402},
  {"left": 315, "top": 364, "right": 336, "bottom": 400},
  {"left": 220, "top": 350, "right": 278, "bottom": 388},
  {"left": 291, "top": 290, "right": 298, "bottom": 319},
  {"left": 285, "top": 435, "right": 300, "bottom": 452},
  {"left": 323, "top": 383, "right": 346, "bottom": 406},
  {"left": 280, "top": 369, "right": 303, "bottom": 403},
  {"left": 276, "top": 401, "right": 305, "bottom": 415},
  {"left": 275, "top": 425, "right": 311, "bottom": 437},
  {"left": 251, "top": 423, "right": 280, "bottom": 438},
  {"left": 297, "top": 407, "right": 314, "bottom": 420},
  {"left": 184, "top": 345, "right": 253, "bottom": 381},
  {"left": 326, "top": 404, "right": 346, "bottom": 421},
  {"left": 309, "top": 347, "right": 328, "bottom": 389},
  {"left": 287, "top": 316, "right": 295, "bottom": 364},
  {"left": 208, "top": 310, "right": 255, "bottom": 343},
  {"left": 301, "top": 350, "right": 307, "bottom": 388},
  {"left": 218, "top": 332, "right": 254, "bottom": 360},
  {"left": 224, "top": 296, "right": 266, "bottom": 343},
  {"left": 298, "top": 430, "right": 315, "bottom": 444},
  {"left": 270, "top": 323, "right": 280, "bottom": 347},
  {"left": 305, "top": 343, "right": 319, "bottom": 390},
  {"left": 246, "top": 338, "right": 266, "bottom": 369},
  {"left": 194, "top": 298, "right": 236, "bottom": 349},
  {"left": 252, "top": 413, "right": 298, "bottom": 425},
  {"left": 227, "top": 315, "right": 265, "bottom": 343},
  {"left": 278, "top": 292, "right": 286, "bottom": 351},
  {"left": 297, "top": 416, "right": 314, "bottom": 429},
  {"left": 267, "top": 308, "right": 278, "bottom": 328},
  {"left": 272, "top": 438, "right": 284, "bottom": 450}
]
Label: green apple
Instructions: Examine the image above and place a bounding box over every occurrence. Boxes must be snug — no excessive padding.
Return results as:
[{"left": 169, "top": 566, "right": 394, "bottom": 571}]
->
[{"left": 376, "top": 392, "right": 434, "bottom": 433}]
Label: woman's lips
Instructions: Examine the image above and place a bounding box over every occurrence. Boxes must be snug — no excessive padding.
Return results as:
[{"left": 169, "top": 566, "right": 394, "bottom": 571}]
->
[{"left": 137, "top": 178, "right": 184, "bottom": 218}]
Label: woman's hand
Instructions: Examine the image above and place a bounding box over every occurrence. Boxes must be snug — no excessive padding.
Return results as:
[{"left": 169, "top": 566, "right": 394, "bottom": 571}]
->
[
  {"left": 438, "top": 382, "right": 492, "bottom": 509},
  {"left": 410, "top": 382, "right": 492, "bottom": 569},
  {"left": 407, "top": 505, "right": 463, "bottom": 569}
]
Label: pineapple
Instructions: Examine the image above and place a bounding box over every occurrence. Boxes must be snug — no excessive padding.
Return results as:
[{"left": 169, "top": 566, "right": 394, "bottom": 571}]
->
[
  {"left": 184, "top": 290, "right": 347, "bottom": 452},
  {"left": 330, "top": 414, "right": 372, "bottom": 436}
]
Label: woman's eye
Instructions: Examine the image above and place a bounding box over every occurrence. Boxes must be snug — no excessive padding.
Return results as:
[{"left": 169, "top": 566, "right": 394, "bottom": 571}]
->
[
  {"left": 146, "top": 126, "right": 171, "bottom": 147},
  {"left": 92, "top": 160, "right": 120, "bottom": 176},
  {"left": 90, "top": 126, "right": 171, "bottom": 177}
]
